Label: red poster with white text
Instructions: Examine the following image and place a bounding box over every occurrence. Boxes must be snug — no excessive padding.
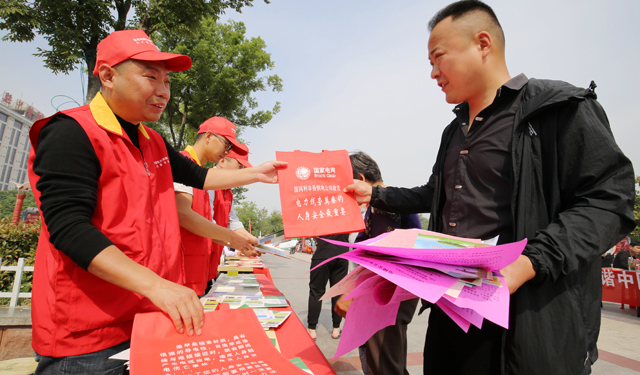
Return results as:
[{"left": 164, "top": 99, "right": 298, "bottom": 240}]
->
[
  {"left": 130, "top": 309, "right": 307, "bottom": 374},
  {"left": 276, "top": 150, "right": 365, "bottom": 238}
]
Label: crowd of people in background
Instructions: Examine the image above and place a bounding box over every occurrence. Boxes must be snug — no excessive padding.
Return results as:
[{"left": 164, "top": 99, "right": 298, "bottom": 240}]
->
[{"left": 603, "top": 240, "right": 640, "bottom": 270}]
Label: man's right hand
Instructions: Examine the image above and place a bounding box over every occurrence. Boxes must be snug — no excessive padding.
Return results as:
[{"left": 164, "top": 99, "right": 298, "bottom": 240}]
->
[
  {"left": 88, "top": 245, "right": 205, "bottom": 336},
  {"left": 146, "top": 278, "right": 205, "bottom": 336},
  {"left": 344, "top": 179, "right": 373, "bottom": 205},
  {"left": 228, "top": 230, "right": 260, "bottom": 257}
]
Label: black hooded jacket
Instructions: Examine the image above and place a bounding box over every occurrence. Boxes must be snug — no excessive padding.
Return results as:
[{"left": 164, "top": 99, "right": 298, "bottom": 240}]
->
[{"left": 370, "top": 78, "right": 636, "bottom": 375}]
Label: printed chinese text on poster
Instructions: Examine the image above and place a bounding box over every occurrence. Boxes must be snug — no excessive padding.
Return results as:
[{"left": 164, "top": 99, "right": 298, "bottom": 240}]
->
[{"left": 276, "top": 150, "right": 365, "bottom": 238}]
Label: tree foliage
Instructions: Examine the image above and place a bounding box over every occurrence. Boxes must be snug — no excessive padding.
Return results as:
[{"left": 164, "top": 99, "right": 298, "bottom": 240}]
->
[
  {"left": 0, "top": 217, "right": 40, "bottom": 306},
  {"left": 419, "top": 214, "right": 429, "bottom": 230},
  {"left": 151, "top": 18, "right": 282, "bottom": 149},
  {"left": 0, "top": 0, "right": 267, "bottom": 103},
  {"left": 630, "top": 176, "right": 640, "bottom": 242},
  {"left": 235, "top": 200, "right": 282, "bottom": 238},
  {"left": 0, "top": 190, "right": 36, "bottom": 219}
]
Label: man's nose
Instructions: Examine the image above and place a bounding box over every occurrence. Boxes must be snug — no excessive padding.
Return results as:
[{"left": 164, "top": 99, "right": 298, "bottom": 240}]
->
[{"left": 430, "top": 64, "right": 439, "bottom": 80}]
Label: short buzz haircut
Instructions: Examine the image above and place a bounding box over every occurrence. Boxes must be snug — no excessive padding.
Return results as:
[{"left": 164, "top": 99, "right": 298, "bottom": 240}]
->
[
  {"left": 194, "top": 132, "right": 206, "bottom": 143},
  {"left": 349, "top": 151, "right": 382, "bottom": 184},
  {"left": 428, "top": 0, "right": 504, "bottom": 47}
]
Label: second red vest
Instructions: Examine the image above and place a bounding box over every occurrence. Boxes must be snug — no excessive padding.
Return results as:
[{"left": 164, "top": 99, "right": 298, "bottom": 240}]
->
[
  {"left": 179, "top": 147, "right": 213, "bottom": 295},
  {"left": 210, "top": 188, "right": 233, "bottom": 279}
]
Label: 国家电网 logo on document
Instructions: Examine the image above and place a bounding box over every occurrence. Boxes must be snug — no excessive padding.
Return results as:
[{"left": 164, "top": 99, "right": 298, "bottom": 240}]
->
[{"left": 296, "top": 166, "right": 311, "bottom": 180}]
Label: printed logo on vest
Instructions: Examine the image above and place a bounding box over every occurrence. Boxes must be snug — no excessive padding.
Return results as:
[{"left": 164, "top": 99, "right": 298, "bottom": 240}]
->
[
  {"left": 296, "top": 166, "right": 311, "bottom": 180},
  {"left": 154, "top": 156, "right": 170, "bottom": 169}
]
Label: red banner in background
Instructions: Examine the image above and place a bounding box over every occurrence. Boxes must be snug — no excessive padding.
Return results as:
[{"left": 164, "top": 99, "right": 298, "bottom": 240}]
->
[
  {"left": 602, "top": 268, "right": 640, "bottom": 308},
  {"left": 276, "top": 150, "right": 365, "bottom": 238}
]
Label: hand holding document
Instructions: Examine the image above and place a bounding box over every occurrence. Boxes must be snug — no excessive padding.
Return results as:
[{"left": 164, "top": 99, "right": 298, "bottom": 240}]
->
[
  {"left": 257, "top": 243, "right": 291, "bottom": 258},
  {"left": 313, "top": 229, "right": 527, "bottom": 358}
]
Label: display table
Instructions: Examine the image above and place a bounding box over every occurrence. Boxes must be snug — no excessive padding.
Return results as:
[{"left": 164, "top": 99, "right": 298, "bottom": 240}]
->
[
  {"left": 602, "top": 268, "right": 640, "bottom": 317},
  {"left": 216, "top": 271, "right": 336, "bottom": 374},
  {"left": 221, "top": 256, "right": 273, "bottom": 282}
]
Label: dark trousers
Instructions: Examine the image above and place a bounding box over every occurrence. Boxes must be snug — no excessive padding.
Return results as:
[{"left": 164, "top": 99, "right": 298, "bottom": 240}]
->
[
  {"left": 424, "top": 306, "right": 504, "bottom": 375},
  {"left": 365, "top": 298, "right": 419, "bottom": 375},
  {"left": 35, "top": 340, "right": 130, "bottom": 375},
  {"left": 307, "top": 257, "right": 348, "bottom": 329}
]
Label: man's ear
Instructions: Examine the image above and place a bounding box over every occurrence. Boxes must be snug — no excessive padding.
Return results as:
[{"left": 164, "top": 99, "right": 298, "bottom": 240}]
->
[
  {"left": 204, "top": 131, "right": 215, "bottom": 144},
  {"left": 357, "top": 173, "right": 366, "bottom": 181},
  {"left": 476, "top": 30, "right": 492, "bottom": 59},
  {"left": 98, "top": 64, "right": 116, "bottom": 90}
]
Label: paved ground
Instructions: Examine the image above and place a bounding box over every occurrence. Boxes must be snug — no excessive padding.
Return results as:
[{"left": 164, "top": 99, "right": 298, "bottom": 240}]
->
[
  {"left": 264, "top": 250, "right": 640, "bottom": 375},
  {"left": 3, "top": 250, "right": 640, "bottom": 374}
]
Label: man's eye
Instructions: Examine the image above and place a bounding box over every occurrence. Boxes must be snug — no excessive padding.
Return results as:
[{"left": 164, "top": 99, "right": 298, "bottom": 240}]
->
[{"left": 146, "top": 75, "right": 156, "bottom": 80}]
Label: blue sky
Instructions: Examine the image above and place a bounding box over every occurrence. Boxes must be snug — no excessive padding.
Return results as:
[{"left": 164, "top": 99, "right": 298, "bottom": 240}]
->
[{"left": 1, "top": 0, "right": 638, "bottom": 213}]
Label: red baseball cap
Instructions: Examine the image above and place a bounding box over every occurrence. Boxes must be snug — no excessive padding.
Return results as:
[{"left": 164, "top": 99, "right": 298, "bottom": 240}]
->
[
  {"left": 93, "top": 30, "right": 192, "bottom": 76},
  {"left": 198, "top": 117, "right": 248, "bottom": 155},
  {"left": 227, "top": 149, "right": 253, "bottom": 168}
]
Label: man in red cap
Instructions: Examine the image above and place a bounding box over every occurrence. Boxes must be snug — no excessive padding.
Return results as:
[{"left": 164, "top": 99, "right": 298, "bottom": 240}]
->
[
  {"left": 28, "top": 30, "right": 285, "bottom": 374},
  {"left": 173, "top": 117, "right": 259, "bottom": 295},
  {"left": 207, "top": 148, "right": 259, "bottom": 286}
]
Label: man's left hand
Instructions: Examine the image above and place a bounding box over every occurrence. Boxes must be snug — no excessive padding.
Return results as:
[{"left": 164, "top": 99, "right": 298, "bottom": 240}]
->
[
  {"left": 500, "top": 255, "right": 536, "bottom": 294},
  {"left": 254, "top": 161, "right": 287, "bottom": 184}
]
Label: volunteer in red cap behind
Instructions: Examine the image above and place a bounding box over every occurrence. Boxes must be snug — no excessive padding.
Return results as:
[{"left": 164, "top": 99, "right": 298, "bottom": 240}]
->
[
  {"left": 28, "top": 29, "right": 286, "bottom": 374},
  {"left": 173, "top": 117, "right": 258, "bottom": 296},
  {"left": 206, "top": 148, "right": 257, "bottom": 288}
]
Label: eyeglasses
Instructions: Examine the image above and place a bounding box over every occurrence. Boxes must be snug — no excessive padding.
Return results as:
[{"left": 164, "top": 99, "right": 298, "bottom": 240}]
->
[
  {"left": 234, "top": 158, "right": 246, "bottom": 170},
  {"left": 225, "top": 157, "right": 245, "bottom": 170},
  {"left": 213, "top": 134, "right": 233, "bottom": 152}
]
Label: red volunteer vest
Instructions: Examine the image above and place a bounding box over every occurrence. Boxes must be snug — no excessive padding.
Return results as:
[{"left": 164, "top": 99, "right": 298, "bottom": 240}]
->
[
  {"left": 210, "top": 188, "right": 233, "bottom": 279},
  {"left": 27, "top": 93, "right": 182, "bottom": 357},
  {"left": 179, "top": 147, "right": 213, "bottom": 295}
]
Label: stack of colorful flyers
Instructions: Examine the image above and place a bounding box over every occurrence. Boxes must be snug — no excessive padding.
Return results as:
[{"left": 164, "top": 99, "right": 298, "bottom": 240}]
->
[{"left": 313, "top": 229, "right": 527, "bottom": 358}]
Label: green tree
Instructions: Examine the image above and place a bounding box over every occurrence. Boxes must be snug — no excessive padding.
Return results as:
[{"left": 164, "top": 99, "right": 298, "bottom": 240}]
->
[
  {"left": 0, "top": 217, "right": 40, "bottom": 306},
  {"left": 231, "top": 186, "right": 248, "bottom": 204},
  {"left": 235, "top": 200, "right": 282, "bottom": 238},
  {"left": 0, "top": 190, "right": 36, "bottom": 219},
  {"left": 630, "top": 176, "right": 640, "bottom": 242},
  {"left": 236, "top": 200, "right": 267, "bottom": 237},
  {"left": 0, "top": 0, "right": 267, "bottom": 103},
  {"left": 262, "top": 210, "right": 283, "bottom": 237},
  {"left": 152, "top": 19, "right": 282, "bottom": 149},
  {"left": 419, "top": 214, "right": 430, "bottom": 230}
]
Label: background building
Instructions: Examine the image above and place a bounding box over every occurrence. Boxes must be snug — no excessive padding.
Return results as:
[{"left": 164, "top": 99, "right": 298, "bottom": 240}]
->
[{"left": 0, "top": 92, "right": 44, "bottom": 191}]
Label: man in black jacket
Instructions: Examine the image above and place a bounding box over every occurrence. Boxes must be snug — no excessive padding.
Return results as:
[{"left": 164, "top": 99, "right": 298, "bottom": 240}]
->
[{"left": 345, "top": 1, "right": 635, "bottom": 374}]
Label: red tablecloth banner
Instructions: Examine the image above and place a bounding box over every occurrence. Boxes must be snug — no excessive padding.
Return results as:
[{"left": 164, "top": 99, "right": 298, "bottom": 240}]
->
[{"left": 253, "top": 267, "right": 273, "bottom": 284}]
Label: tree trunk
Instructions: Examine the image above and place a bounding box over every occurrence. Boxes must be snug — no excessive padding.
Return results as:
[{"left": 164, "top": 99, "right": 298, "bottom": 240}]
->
[
  {"left": 114, "top": 0, "right": 132, "bottom": 31},
  {"left": 86, "top": 74, "right": 101, "bottom": 104},
  {"left": 85, "top": 35, "right": 100, "bottom": 104},
  {"left": 177, "top": 105, "right": 188, "bottom": 149},
  {"left": 167, "top": 98, "right": 177, "bottom": 146}
]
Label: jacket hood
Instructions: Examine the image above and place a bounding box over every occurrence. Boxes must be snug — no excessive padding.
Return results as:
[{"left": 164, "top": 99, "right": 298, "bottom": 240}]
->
[{"left": 517, "top": 78, "right": 597, "bottom": 123}]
